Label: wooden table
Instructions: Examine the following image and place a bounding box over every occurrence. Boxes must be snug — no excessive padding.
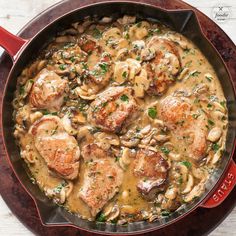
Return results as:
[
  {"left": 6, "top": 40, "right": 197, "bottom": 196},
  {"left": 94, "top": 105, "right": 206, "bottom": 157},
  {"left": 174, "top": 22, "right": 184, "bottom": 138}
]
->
[{"left": 0, "top": 0, "right": 235, "bottom": 235}]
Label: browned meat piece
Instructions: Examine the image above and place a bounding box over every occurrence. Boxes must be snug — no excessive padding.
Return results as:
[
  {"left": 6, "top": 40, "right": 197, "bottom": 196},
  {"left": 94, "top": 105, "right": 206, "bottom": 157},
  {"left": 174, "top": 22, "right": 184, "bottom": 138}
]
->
[
  {"left": 29, "top": 68, "right": 68, "bottom": 111},
  {"left": 88, "top": 86, "right": 138, "bottom": 133},
  {"left": 134, "top": 149, "right": 169, "bottom": 199},
  {"left": 79, "top": 144, "right": 123, "bottom": 217},
  {"left": 143, "top": 36, "right": 181, "bottom": 95},
  {"left": 159, "top": 95, "right": 208, "bottom": 162},
  {"left": 30, "top": 116, "right": 80, "bottom": 180}
]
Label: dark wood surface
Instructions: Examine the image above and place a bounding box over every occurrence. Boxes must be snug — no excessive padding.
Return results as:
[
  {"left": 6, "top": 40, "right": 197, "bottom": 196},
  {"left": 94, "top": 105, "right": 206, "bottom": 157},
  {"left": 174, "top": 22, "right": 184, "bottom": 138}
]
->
[{"left": 0, "top": 0, "right": 235, "bottom": 235}]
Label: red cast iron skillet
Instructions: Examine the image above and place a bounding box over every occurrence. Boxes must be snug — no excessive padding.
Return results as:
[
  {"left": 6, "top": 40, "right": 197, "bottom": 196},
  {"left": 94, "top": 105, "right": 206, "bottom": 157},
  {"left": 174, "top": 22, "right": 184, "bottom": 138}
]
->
[{"left": 0, "top": 1, "right": 236, "bottom": 235}]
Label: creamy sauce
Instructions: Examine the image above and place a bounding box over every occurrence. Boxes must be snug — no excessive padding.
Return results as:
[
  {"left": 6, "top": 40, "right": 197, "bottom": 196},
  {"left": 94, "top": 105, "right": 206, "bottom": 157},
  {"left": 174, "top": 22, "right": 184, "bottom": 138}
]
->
[{"left": 13, "top": 15, "right": 228, "bottom": 223}]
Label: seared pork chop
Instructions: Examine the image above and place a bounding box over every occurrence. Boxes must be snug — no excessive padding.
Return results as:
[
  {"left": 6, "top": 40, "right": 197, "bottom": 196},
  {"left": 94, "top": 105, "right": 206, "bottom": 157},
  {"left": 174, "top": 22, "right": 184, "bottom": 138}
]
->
[
  {"left": 30, "top": 115, "right": 80, "bottom": 179},
  {"left": 88, "top": 86, "right": 138, "bottom": 133},
  {"left": 134, "top": 149, "right": 169, "bottom": 199},
  {"left": 79, "top": 144, "right": 123, "bottom": 217},
  {"left": 29, "top": 68, "right": 67, "bottom": 111}
]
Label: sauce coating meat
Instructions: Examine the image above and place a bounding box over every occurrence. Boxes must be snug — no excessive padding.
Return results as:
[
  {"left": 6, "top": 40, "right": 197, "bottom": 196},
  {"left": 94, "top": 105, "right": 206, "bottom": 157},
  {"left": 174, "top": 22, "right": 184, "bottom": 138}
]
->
[
  {"left": 159, "top": 95, "right": 208, "bottom": 162},
  {"left": 30, "top": 116, "right": 80, "bottom": 180},
  {"left": 29, "top": 68, "right": 68, "bottom": 111},
  {"left": 134, "top": 149, "right": 169, "bottom": 199},
  {"left": 13, "top": 15, "right": 228, "bottom": 223},
  {"left": 88, "top": 87, "right": 138, "bottom": 133},
  {"left": 79, "top": 144, "right": 123, "bottom": 216}
]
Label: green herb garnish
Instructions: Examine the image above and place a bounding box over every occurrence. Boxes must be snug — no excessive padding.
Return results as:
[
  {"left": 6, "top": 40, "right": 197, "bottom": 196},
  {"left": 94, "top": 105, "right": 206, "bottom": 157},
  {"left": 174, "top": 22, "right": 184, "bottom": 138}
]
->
[
  {"left": 59, "top": 64, "right": 66, "bottom": 70},
  {"left": 208, "top": 119, "right": 215, "bottom": 126},
  {"left": 161, "top": 146, "right": 170, "bottom": 155},
  {"left": 192, "top": 114, "right": 200, "bottom": 119},
  {"left": 148, "top": 107, "right": 157, "bottom": 119},
  {"left": 190, "top": 71, "right": 201, "bottom": 77},
  {"left": 92, "top": 28, "right": 102, "bottom": 39},
  {"left": 161, "top": 210, "right": 170, "bottom": 217},
  {"left": 96, "top": 213, "right": 106, "bottom": 222},
  {"left": 212, "top": 143, "right": 220, "bottom": 153},
  {"left": 122, "top": 71, "right": 128, "bottom": 79},
  {"left": 120, "top": 94, "right": 129, "bottom": 102},
  {"left": 180, "top": 161, "right": 192, "bottom": 169}
]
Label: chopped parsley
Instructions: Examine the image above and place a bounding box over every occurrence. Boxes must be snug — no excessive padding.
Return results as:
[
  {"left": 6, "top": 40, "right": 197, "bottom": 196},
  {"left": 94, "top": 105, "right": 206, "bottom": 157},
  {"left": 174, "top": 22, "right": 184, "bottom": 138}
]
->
[
  {"left": 120, "top": 94, "right": 129, "bottom": 102},
  {"left": 59, "top": 64, "right": 66, "bottom": 70},
  {"left": 148, "top": 107, "right": 157, "bottom": 119},
  {"left": 89, "top": 127, "right": 101, "bottom": 134},
  {"left": 124, "top": 31, "right": 129, "bottom": 40},
  {"left": 96, "top": 212, "right": 106, "bottom": 222},
  {"left": 190, "top": 70, "right": 201, "bottom": 77},
  {"left": 192, "top": 114, "right": 200, "bottom": 119},
  {"left": 208, "top": 119, "right": 215, "bottom": 126},
  {"left": 212, "top": 143, "right": 220, "bottom": 153},
  {"left": 205, "top": 75, "right": 212, "bottom": 82},
  {"left": 122, "top": 71, "right": 128, "bottom": 79},
  {"left": 147, "top": 28, "right": 161, "bottom": 37},
  {"left": 92, "top": 28, "right": 102, "bottom": 39},
  {"left": 207, "top": 103, "right": 213, "bottom": 108},
  {"left": 180, "top": 161, "right": 192, "bottom": 169},
  {"left": 81, "top": 62, "right": 88, "bottom": 70},
  {"left": 161, "top": 146, "right": 170, "bottom": 155},
  {"left": 41, "top": 109, "right": 50, "bottom": 115},
  {"left": 54, "top": 181, "right": 67, "bottom": 194},
  {"left": 19, "top": 86, "right": 25, "bottom": 95},
  {"left": 220, "top": 101, "right": 226, "bottom": 108},
  {"left": 161, "top": 210, "right": 170, "bottom": 217},
  {"left": 98, "top": 62, "right": 109, "bottom": 74}
]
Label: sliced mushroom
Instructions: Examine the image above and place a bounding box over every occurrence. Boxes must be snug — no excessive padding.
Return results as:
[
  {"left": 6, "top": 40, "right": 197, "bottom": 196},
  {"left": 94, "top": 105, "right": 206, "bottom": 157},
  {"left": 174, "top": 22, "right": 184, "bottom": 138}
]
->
[
  {"left": 126, "top": 59, "right": 141, "bottom": 81},
  {"left": 99, "top": 17, "right": 113, "bottom": 24},
  {"left": 75, "top": 87, "right": 97, "bottom": 100},
  {"left": 94, "top": 132, "right": 120, "bottom": 150},
  {"left": 113, "top": 61, "right": 129, "bottom": 84},
  {"left": 128, "top": 21, "right": 150, "bottom": 40},
  {"left": 183, "top": 181, "right": 205, "bottom": 202},
  {"left": 29, "top": 111, "right": 43, "bottom": 124},
  {"left": 211, "top": 150, "right": 222, "bottom": 164},
  {"left": 212, "top": 101, "right": 227, "bottom": 114},
  {"left": 175, "top": 163, "right": 189, "bottom": 183},
  {"left": 134, "top": 68, "right": 150, "bottom": 98},
  {"left": 182, "top": 174, "right": 194, "bottom": 194},
  {"left": 165, "top": 187, "right": 178, "bottom": 200},
  {"left": 168, "top": 152, "right": 181, "bottom": 161},
  {"left": 117, "top": 15, "right": 136, "bottom": 25},
  {"left": 115, "top": 48, "right": 129, "bottom": 61},
  {"left": 103, "top": 27, "right": 122, "bottom": 41},
  {"left": 140, "top": 47, "right": 156, "bottom": 61},
  {"left": 140, "top": 125, "right": 151, "bottom": 135},
  {"left": 178, "top": 68, "right": 189, "bottom": 81},
  {"left": 207, "top": 127, "right": 222, "bottom": 142},
  {"left": 61, "top": 114, "right": 78, "bottom": 135}
]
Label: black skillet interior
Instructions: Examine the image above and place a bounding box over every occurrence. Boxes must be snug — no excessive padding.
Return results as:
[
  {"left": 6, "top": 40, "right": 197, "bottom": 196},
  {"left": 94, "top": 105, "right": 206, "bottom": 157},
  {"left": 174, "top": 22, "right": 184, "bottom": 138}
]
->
[{"left": 2, "top": 2, "right": 236, "bottom": 234}]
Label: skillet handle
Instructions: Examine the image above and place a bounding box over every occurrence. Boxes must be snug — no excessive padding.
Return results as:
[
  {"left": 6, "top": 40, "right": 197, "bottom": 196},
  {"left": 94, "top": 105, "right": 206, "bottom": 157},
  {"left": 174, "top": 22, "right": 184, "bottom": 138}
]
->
[
  {"left": 0, "top": 26, "right": 27, "bottom": 59},
  {"left": 200, "top": 159, "right": 236, "bottom": 208}
]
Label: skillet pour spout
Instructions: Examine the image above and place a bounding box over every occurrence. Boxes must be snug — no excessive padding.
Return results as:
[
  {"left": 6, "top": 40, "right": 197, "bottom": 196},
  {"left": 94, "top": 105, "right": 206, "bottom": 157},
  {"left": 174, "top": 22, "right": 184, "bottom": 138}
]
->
[{"left": 0, "top": 1, "right": 236, "bottom": 234}]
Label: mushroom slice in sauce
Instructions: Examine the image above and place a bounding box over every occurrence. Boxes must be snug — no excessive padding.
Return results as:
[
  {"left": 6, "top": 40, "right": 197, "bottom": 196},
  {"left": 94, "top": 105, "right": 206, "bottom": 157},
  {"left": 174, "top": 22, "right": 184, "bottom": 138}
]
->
[
  {"left": 29, "top": 115, "right": 80, "bottom": 180},
  {"left": 29, "top": 68, "right": 68, "bottom": 111},
  {"left": 88, "top": 86, "right": 138, "bottom": 133},
  {"left": 134, "top": 149, "right": 169, "bottom": 199},
  {"left": 79, "top": 143, "right": 123, "bottom": 217},
  {"left": 159, "top": 95, "right": 208, "bottom": 162},
  {"left": 143, "top": 36, "right": 181, "bottom": 96}
]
